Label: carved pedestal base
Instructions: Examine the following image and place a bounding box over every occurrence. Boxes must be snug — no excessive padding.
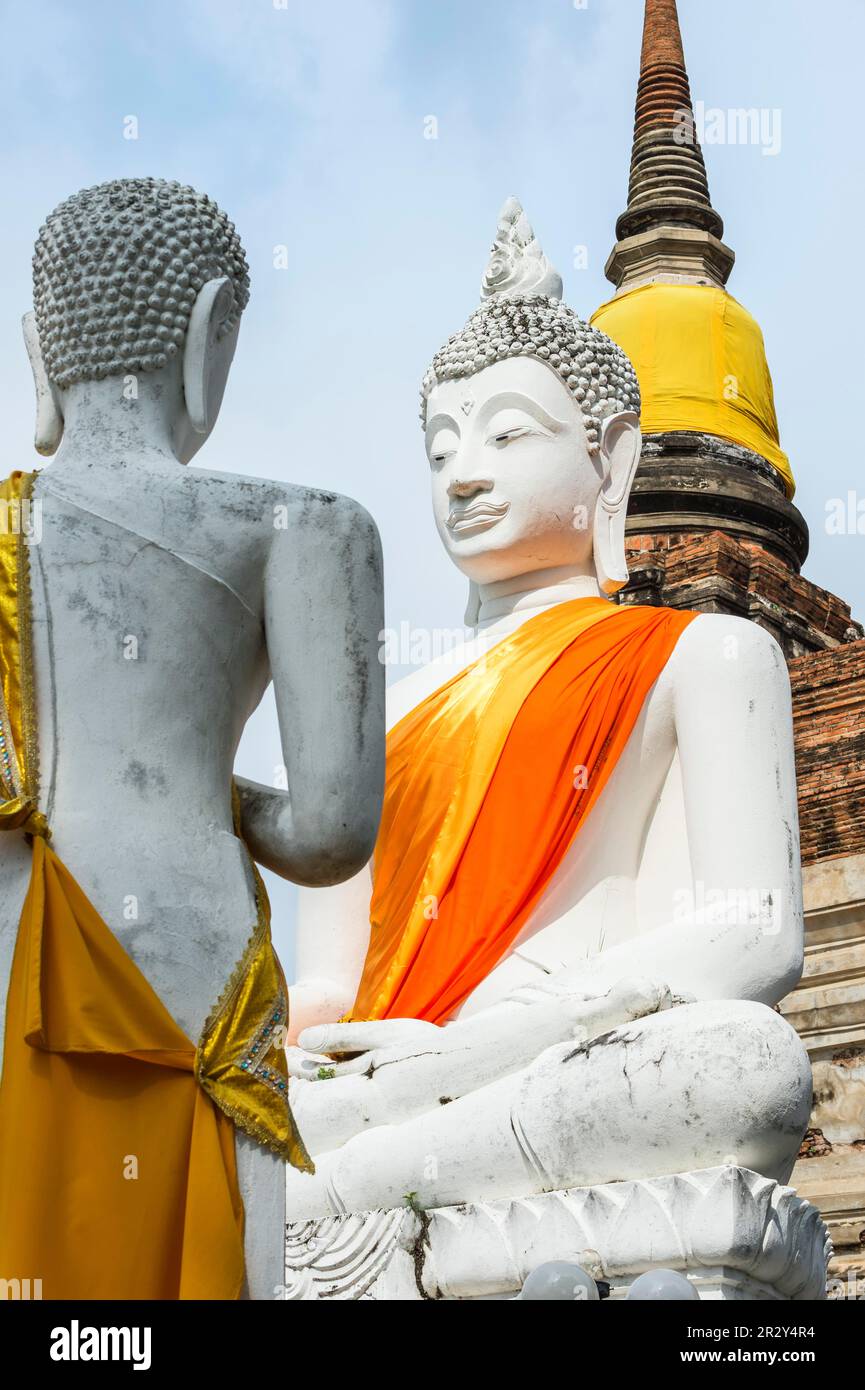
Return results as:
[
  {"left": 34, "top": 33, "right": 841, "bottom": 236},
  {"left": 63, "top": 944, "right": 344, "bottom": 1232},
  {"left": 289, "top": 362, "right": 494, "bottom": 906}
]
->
[{"left": 284, "top": 1166, "right": 830, "bottom": 1301}]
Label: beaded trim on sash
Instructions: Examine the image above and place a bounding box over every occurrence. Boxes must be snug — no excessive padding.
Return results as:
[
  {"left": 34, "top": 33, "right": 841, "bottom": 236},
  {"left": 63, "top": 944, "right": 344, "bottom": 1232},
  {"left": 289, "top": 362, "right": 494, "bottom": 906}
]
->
[
  {"left": 0, "top": 469, "right": 311, "bottom": 1171},
  {"left": 0, "top": 471, "right": 46, "bottom": 836},
  {"left": 196, "top": 785, "right": 312, "bottom": 1168}
]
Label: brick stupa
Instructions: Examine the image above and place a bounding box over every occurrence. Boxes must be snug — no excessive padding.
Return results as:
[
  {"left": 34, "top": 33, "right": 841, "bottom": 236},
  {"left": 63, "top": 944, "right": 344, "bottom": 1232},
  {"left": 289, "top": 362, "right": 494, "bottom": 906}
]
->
[{"left": 601, "top": 0, "right": 865, "bottom": 1294}]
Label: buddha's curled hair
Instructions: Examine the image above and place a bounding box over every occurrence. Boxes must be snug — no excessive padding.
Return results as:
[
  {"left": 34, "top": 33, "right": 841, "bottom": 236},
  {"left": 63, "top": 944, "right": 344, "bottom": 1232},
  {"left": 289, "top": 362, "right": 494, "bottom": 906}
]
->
[{"left": 33, "top": 177, "right": 250, "bottom": 388}]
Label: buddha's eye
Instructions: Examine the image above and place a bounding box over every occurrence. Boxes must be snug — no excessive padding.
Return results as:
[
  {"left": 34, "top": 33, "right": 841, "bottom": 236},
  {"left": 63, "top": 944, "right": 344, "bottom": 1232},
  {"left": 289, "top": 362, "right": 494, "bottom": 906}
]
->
[
  {"left": 488, "top": 426, "right": 534, "bottom": 448},
  {"left": 484, "top": 407, "right": 551, "bottom": 447},
  {"left": 427, "top": 427, "right": 459, "bottom": 466}
]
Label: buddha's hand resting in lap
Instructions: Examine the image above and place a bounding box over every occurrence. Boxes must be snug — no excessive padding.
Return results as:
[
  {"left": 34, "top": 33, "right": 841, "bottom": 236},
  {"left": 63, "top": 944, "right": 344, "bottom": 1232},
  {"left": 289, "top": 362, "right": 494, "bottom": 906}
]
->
[
  {"left": 287, "top": 1018, "right": 445, "bottom": 1080},
  {"left": 505, "top": 974, "right": 678, "bottom": 1030},
  {"left": 285, "top": 978, "right": 680, "bottom": 1084}
]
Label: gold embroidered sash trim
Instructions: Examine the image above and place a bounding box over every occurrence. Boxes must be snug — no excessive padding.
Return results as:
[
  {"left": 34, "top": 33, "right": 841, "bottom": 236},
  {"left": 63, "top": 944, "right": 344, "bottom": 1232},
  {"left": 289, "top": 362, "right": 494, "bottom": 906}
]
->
[
  {"left": 0, "top": 471, "right": 45, "bottom": 835},
  {"left": 0, "top": 468, "right": 311, "bottom": 1170},
  {"left": 196, "top": 787, "right": 312, "bottom": 1167}
]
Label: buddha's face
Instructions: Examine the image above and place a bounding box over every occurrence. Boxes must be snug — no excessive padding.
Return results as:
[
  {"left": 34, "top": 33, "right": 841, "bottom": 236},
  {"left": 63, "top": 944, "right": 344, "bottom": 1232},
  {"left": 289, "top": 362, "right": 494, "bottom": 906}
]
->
[{"left": 425, "top": 355, "right": 604, "bottom": 586}]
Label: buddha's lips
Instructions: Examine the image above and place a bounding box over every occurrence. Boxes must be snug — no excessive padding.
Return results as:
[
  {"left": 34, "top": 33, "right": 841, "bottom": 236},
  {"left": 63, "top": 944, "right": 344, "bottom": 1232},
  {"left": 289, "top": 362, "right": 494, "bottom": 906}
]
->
[{"left": 447, "top": 500, "right": 510, "bottom": 534}]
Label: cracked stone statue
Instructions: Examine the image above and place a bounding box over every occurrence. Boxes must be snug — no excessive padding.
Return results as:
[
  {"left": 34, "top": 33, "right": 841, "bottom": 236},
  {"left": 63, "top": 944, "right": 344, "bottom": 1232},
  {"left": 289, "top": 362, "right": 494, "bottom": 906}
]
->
[
  {"left": 0, "top": 178, "right": 385, "bottom": 1299},
  {"left": 284, "top": 198, "right": 811, "bottom": 1219}
]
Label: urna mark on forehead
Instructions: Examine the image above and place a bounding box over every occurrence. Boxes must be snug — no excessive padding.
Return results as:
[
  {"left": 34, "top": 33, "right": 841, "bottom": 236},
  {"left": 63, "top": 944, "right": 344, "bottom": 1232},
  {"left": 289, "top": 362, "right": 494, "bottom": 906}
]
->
[{"left": 420, "top": 197, "right": 641, "bottom": 453}]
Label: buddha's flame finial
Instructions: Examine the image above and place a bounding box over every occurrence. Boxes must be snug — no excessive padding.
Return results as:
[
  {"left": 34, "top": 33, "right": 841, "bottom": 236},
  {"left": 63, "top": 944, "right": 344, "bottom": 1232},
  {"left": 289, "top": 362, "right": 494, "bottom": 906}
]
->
[{"left": 480, "top": 196, "right": 563, "bottom": 303}]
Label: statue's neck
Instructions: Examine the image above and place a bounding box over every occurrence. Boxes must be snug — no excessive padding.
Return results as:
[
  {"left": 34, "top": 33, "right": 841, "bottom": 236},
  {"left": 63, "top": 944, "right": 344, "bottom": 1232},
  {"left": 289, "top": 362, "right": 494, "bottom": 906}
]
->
[
  {"left": 475, "top": 566, "right": 606, "bottom": 630},
  {"left": 46, "top": 374, "right": 185, "bottom": 476}
]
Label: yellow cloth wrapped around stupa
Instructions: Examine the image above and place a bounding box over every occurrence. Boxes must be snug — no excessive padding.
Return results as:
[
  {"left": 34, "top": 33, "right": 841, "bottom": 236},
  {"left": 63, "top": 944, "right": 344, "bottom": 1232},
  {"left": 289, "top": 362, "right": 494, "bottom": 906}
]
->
[{"left": 591, "top": 283, "right": 793, "bottom": 497}]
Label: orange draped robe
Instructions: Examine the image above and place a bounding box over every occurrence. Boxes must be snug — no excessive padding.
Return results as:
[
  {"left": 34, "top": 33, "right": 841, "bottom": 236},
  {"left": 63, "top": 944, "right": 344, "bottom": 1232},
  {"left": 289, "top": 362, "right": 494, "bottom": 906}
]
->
[
  {"left": 0, "top": 839, "right": 245, "bottom": 1299},
  {"left": 352, "top": 597, "right": 696, "bottom": 1024}
]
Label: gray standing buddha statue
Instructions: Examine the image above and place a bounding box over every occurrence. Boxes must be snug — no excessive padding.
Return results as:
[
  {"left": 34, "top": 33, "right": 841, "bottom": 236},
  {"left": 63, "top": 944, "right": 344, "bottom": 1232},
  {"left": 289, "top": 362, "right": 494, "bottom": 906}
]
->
[{"left": 0, "top": 177, "right": 385, "bottom": 1300}]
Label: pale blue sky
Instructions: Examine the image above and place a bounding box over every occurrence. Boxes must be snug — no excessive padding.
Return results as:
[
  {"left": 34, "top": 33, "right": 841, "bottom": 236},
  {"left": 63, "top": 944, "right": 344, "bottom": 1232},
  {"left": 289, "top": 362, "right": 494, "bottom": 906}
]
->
[{"left": 2, "top": 0, "right": 862, "bottom": 965}]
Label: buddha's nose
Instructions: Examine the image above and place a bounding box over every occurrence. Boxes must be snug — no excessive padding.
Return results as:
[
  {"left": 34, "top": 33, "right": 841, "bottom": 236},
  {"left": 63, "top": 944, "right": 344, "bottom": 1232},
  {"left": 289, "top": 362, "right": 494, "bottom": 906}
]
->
[{"left": 448, "top": 475, "right": 494, "bottom": 500}]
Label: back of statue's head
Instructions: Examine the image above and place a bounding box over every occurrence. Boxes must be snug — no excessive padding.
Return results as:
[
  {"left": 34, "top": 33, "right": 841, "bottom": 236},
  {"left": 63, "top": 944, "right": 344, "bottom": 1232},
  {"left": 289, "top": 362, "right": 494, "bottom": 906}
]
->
[{"left": 32, "top": 177, "right": 250, "bottom": 389}]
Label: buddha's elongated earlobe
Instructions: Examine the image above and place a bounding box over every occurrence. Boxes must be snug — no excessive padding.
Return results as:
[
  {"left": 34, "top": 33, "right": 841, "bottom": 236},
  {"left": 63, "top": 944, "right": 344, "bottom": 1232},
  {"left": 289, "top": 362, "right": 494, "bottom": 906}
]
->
[
  {"left": 182, "top": 277, "right": 235, "bottom": 435},
  {"left": 593, "top": 411, "right": 641, "bottom": 594},
  {"left": 23, "top": 312, "right": 63, "bottom": 456}
]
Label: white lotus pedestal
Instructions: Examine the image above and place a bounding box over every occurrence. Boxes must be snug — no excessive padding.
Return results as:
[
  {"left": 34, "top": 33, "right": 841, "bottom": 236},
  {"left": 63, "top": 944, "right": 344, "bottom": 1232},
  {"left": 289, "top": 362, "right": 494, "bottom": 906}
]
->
[{"left": 284, "top": 1166, "right": 831, "bottom": 1301}]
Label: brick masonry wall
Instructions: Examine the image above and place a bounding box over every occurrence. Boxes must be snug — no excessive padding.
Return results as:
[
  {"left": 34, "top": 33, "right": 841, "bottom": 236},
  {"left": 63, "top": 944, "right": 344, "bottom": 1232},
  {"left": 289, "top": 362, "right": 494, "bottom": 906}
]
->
[
  {"left": 623, "top": 529, "right": 859, "bottom": 657},
  {"left": 622, "top": 531, "right": 865, "bottom": 865},
  {"left": 790, "top": 640, "right": 865, "bottom": 865}
]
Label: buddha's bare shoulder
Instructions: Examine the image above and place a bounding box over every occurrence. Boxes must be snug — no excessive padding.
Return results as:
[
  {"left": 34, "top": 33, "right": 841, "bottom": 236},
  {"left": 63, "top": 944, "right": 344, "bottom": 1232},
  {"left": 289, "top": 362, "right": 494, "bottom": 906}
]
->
[
  {"left": 184, "top": 465, "right": 376, "bottom": 541},
  {"left": 659, "top": 611, "right": 788, "bottom": 697}
]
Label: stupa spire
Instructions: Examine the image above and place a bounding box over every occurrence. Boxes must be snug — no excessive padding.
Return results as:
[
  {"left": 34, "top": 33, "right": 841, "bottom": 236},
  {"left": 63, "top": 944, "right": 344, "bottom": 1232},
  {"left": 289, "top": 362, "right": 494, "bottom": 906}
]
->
[
  {"left": 606, "top": 0, "right": 734, "bottom": 292},
  {"left": 639, "top": 0, "right": 684, "bottom": 70}
]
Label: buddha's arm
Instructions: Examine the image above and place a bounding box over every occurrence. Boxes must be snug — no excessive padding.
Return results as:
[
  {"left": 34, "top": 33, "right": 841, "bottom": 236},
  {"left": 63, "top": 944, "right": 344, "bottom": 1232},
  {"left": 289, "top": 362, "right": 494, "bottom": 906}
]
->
[{"left": 236, "top": 493, "right": 386, "bottom": 887}]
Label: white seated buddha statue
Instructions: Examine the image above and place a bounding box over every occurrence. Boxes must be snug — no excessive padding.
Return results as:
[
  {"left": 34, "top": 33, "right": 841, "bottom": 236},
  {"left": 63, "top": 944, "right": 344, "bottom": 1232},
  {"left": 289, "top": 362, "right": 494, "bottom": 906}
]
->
[{"left": 283, "top": 198, "right": 811, "bottom": 1220}]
